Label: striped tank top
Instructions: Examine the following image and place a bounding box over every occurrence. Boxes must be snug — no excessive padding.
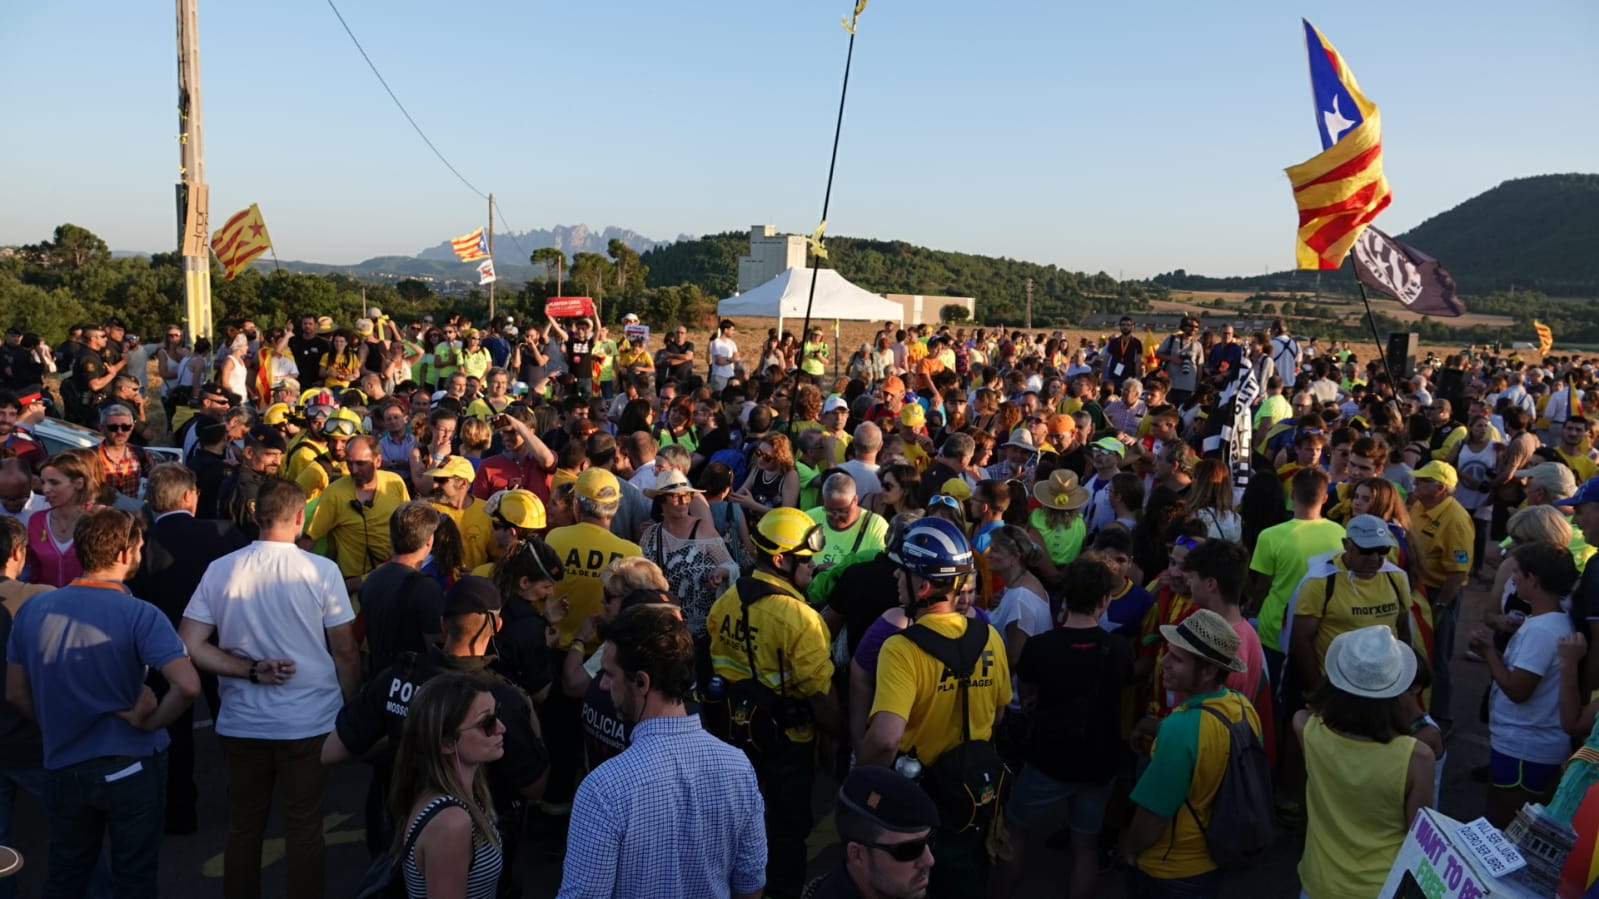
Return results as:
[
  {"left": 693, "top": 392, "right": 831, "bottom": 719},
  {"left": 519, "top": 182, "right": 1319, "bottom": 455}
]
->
[{"left": 402, "top": 795, "right": 501, "bottom": 899}]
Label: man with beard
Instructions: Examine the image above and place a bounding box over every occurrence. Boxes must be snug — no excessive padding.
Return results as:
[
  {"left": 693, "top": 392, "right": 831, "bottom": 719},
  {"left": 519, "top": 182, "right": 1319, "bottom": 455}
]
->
[
  {"left": 1100, "top": 316, "right": 1144, "bottom": 390},
  {"left": 96, "top": 404, "right": 151, "bottom": 499},
  {"left": 288, "top": 314, "right": 329, "bottom": 387},
  {"left": 559, "top": 604, "right": 766, "bottom": 899},
  {"left": 220, "top": 424, "right": 288, "bottom": 540},
  {"left": 303, "top": 434, "right": 410, "bottom": 592},
  {"left": 295, "top": 409, "right": 360, "bottom": 503}
]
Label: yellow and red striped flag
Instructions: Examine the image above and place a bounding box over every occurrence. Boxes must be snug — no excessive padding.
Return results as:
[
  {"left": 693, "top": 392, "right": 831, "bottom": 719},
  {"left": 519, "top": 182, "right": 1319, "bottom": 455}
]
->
[
  {"left": 451, "top": 228, "right": 489, "bottom": 262},
  {"left": 209, "top": 203, "right": 272, "bottom": 281},
  {"left": 1286, "top": 21, "right": 1391, "bottom": 270},
  {"left": 1535, "top": 320, "right": 1554, "bottom": 355}
]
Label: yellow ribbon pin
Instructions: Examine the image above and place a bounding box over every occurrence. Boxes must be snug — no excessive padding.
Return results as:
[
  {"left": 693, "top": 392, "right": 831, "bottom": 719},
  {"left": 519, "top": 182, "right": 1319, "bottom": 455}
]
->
[
  {"left": 841, "top": 0, "right": 867, "bottom": 33},
  {"left": 808, "top": 220, "right": 829, "bottom": 261}
]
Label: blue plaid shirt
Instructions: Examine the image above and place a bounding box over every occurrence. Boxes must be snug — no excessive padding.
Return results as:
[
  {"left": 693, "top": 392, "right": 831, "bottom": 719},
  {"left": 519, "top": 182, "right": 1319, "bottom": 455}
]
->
[{"left": 558, "top": 713, "right": 767, "bottom": 899}]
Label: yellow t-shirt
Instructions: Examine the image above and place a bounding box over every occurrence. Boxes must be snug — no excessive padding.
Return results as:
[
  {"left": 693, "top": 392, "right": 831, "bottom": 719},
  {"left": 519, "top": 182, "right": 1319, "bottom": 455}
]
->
[
  {"left": 544, "top": 522, "right": 641, "bottom": 650},
  {"left": 283, "top": 436, "right": 328, "bottom": 482},
  {"left": 871, "top": 612, "right": 1011, "bottom": 765},
  {"left": 295, "top": 458, "right": 349, "bottom": 504},
  {"left": 1295, "top": 559, "right": 1411, "bottom": 668},
  {"left": 1131, "top": 689, "right": 1263, "bottom": 879},
  {"left": 1411, "top": 496, "right": 1474, "bottom": 589},
  {"left": 432, "top": 496, "right": 495, "bottom": 571},
  {"left": 707, "top": 570, "right": 835, "bottom": 742},
  {"left": 617, "top": 345, "right": 653, "bottom": 373},
  {"left": 303, "top": 471, "right": 411, "bottom": 580},
  {"left": 1558, "top": 447, "right": 1599, "bottom": 484}
]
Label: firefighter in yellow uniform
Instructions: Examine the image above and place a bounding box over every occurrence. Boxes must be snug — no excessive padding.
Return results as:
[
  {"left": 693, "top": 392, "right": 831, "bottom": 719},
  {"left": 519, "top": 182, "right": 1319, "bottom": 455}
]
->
[
  {"left": 705, "top": 507, "right": 837, "bottom": 899},
  {"left": 861, "top": 516, "right": 1010, "bottom": 899}
]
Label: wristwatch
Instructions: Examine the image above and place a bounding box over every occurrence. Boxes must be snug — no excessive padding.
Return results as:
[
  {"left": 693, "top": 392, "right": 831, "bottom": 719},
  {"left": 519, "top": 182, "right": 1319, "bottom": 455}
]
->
[{"left": 248, "top": 660, "right": 261, "bottom": 684}]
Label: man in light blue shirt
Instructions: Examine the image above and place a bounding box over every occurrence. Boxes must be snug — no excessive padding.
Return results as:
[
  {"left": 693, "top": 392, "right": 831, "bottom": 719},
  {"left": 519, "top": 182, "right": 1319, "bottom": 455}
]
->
[{"left": 559, "top": 604, "right": 766, "bottom": 899}]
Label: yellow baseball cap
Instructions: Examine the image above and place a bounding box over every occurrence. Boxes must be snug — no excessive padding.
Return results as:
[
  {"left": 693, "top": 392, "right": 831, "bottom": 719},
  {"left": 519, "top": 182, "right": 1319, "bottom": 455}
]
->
[
  {"left": 425, "top": 455, "right": 476, "bottom": 481},
  {"left": 575, "top": 467, "right": 621, "bottom": 502}
]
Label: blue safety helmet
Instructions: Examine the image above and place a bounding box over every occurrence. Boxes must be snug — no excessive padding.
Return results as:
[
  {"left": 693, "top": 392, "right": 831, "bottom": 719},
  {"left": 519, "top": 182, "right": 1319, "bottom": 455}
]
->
[{"left": 888, "top": 517, "right": 974, "bottom": 581}]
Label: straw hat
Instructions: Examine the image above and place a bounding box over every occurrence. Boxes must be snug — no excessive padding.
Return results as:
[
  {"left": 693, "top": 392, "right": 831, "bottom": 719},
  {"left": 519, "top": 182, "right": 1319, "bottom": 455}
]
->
[
  {"left": 1324, "top": 625, "right": 1416, "bottom": 699},
  {"left": 1159, "top": 609, "right": 1246, "bottom": 673},
  {"left": 1032, "top": 469, "right": 1089, "bottom": 511},
  {"left": 645, "top": 468, "right": 704, "bottom": 498},
  {"left": 1002, "top": 427, "right": 1037, "bottom": 451}
]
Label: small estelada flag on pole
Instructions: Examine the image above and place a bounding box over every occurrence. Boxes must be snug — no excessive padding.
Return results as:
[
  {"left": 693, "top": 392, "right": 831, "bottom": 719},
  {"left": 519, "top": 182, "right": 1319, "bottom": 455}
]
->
[
  {"left": 210, "top": 203, "right": 272, "bottom": 280},
  {"left": 451, "top": 228, "right": 489, "bottom": 262},
  {"left": 477, "top": 258, "right": 497, "bottom": 285},
  {"left": 1534, "top": 321, "right": 1554, "bottom": 355}
]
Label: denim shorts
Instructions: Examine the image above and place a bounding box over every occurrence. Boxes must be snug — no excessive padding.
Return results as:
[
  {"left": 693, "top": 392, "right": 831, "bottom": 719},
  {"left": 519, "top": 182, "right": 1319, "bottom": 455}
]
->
[{"left": 1004, "top": 764, "right": 1112, "bottom": 834}]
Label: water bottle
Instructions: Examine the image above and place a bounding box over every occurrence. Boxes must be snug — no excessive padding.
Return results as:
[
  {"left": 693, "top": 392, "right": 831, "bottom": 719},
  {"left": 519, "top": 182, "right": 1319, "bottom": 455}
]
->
[{"left": 894, "top": 751, "right": 923, "bottom": 781}]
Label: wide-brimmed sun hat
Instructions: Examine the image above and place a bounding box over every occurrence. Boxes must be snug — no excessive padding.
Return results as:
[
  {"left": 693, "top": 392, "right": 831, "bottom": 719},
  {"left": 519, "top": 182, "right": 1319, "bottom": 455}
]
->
[
  {"left": 1323, "top": 625, "right": 1416, "bottom": 699},
  {"left": 1032, "top": 469, "right": 1089, "bottom": 511},
  {"left": 1159, "top": 609, "right": 1246, "bottom": 673}
]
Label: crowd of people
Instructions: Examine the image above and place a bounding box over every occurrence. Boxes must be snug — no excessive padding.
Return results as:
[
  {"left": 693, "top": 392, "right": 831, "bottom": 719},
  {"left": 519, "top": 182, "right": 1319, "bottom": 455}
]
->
[{"left": 3, "top": 305, "right": 1598, "bottom": 899}]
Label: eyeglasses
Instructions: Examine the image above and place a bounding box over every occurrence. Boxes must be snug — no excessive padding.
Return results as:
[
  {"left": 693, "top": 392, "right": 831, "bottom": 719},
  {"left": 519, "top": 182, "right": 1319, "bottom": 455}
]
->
[
  {"left": 104, "top": 423, "right": 134, "bottom": 433},
  {"left": 460, "top": 705, "right": 502, "bottom": 737},
  {"left": 860, "top": 832, "right": 936, "bottom": 862}
]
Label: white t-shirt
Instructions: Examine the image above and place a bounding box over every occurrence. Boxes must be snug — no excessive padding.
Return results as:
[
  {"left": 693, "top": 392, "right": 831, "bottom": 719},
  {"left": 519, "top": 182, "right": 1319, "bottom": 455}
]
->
[
  {"left": 838, "top": 459, "right": 881, "bottom": 497},
  {"left": 1489, "top": 611, "right": 1572, "bottom": 765},
  {"left": 709, "top": 336, "right": 738, "bottom": 379},
  {"left": 1271, "top": 335, "right": 1301, "bottom": 387},
  {"left": 183, "top": 540, "right": 356, "bottom": 740},
  {"left": 994, "top": 584, "right": 1051, "bottom": 703}
]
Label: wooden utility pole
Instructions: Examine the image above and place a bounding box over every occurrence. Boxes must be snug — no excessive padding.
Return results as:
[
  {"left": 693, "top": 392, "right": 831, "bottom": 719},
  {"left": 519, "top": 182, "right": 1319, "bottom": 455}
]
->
[
  {"left": 487, "top": 192, "right": 495, "bottom": 320},
  {"left": 176, "top": 0, "right": 212, "bottom": 339},
  {"left": 1025, "top": 277, "right": 1034, "bottom": 329}
]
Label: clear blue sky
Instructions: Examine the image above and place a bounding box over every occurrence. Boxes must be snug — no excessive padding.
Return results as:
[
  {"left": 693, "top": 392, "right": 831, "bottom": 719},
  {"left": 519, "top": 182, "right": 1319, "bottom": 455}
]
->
[{"left": 3, "top": 1, "right": 1594, "bottom": 278}]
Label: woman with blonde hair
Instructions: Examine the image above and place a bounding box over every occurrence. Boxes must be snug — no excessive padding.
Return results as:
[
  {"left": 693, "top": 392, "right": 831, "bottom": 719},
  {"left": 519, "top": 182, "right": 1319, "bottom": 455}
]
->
[
  {"left": 1186, "top": 458, "right": 1242, "bottom": 542},
  {"left": 970, "top": 387, "right": 1001, "bottom": 434},
  {"left": 1350, "top": 476, "right": 1416, "bottom": 587},
  {"left": 731, "top": 433, "right": 799, "bottom": 519},
  {"left": 390, "top": 673, "right": 504, "bottom": 899},
  {"left": 28, "top": 451, "right": 104, "bottom": 587}
]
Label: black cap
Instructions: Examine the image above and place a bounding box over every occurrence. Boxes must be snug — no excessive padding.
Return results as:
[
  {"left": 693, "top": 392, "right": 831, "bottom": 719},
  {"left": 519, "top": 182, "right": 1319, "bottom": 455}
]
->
[
  {"left": 245, "top": 424, "right": 287, "bottom": 452},
  {"left": 837, "top": 766, "right": 939, "bottom": 834},
  {"left": 442, "top": 576, "right": 501, "bottom": 617},
  {"left": 105, "top": 317, "right": 125, "bottom": 328},
  {"left": 194, "top": 417, "right": 227, "bottom": 446}
]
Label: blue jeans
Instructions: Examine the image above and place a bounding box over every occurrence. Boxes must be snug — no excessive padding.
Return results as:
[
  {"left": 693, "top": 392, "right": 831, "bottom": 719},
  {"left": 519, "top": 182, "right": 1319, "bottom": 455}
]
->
[
  {"left": 41, "top": 752, "right": 167, "bottom": 899},
  {"left": 1125, "top": 867, "right": 1224, "bottom": 899}
]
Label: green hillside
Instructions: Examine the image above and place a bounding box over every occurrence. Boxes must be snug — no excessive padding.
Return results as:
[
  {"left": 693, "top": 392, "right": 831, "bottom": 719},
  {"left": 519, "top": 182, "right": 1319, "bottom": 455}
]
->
[
  {"left": 641, "top": 231, "right": 1166, "bottom": 326},
  {"left": 1394, "top": 173, "right": 1599, "bottom": 297}
]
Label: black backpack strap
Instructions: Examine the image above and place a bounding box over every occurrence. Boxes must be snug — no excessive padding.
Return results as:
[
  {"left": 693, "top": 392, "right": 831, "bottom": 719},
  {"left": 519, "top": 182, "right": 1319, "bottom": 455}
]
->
[
  {"left": 1181, "top": 701, "right": 1238, "bottom": 835},
  {"left": 734, "top": 577, "right": 789, "bottom": 697},
  {"left": 849, "top": 510, "right": 876, "bottom": 555},
  {"left": 900, "top": 620, "right": 988, "bottom": 743},
  {"left": 1321, "top": 569, "right": 1338, "bottom": 618}
]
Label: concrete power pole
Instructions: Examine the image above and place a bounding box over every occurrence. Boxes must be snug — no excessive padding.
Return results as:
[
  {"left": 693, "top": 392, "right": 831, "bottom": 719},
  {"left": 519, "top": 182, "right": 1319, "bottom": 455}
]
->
[
  {"left": 1024, "top": 277, "right": 1034, "bottom": 329},
  {"left": 176, "top": 0, "right": 213, "bottom": 340},
  {"left": 487, "top": 192, "right": 495, "bottom": 320}
]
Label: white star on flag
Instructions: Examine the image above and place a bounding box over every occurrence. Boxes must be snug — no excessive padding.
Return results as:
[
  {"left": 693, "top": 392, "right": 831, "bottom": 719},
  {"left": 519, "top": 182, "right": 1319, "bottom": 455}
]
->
[{"left": 1323, "top": 95, "right": 1356, "bottom": 144}]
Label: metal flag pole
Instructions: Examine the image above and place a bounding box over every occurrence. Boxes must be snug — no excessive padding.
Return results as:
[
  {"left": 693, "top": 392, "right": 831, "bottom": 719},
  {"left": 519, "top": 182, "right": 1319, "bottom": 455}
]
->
[
  {"left": 788, "top": 0, "right": 868, "bottom": 433},
  {"left": 1349, "top": 254, "right": 1402, "bottom": 406}
]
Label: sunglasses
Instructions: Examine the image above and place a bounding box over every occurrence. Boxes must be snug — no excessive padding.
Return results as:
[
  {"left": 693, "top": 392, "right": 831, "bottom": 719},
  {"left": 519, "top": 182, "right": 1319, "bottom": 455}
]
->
[
  {"left": 460, "top": 705, "right": 502, "bottom": 737},
  {"left": 927, "top": 494, "right": 961, "bottom": 512},
  {"left": 1173, "top": 535, "right": 1202, "bottom": 551},
  {"left": 104, "top": 423, "right": 134, "bottom": 433},
  {"left": 754, "top": 449, "right": 774, "bottom": 461},
  {"left": 861, "top": 833, "right": 936, "bottom": 862},
  {"left": 1353, "top": 544, "right": 1389, "bottom": 556}
]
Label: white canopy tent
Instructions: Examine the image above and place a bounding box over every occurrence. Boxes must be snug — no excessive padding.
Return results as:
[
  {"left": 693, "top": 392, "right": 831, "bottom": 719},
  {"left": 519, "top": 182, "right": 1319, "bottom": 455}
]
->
[{"left": 717, "top": 267, "right": 903, "bottom": 335}]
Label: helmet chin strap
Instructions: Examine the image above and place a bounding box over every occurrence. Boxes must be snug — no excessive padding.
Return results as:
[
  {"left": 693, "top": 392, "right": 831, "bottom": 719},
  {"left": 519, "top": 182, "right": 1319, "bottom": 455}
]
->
[{"left": 899, "top": 569, "right": 932, "bottom": 617}]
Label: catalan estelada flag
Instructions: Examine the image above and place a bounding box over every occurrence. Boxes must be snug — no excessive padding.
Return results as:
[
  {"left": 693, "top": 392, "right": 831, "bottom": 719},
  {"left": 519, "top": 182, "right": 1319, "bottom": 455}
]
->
[
  {"left": 1285, "top": 21, "right": 1391, "bottom": 271},
  {"left": 210, "top": 203, "right": 272, "bottom": 281},
  {"left": 451, "top": 228, "right": 489, "bottom": 262},
  {"left": 1535, "top": 320, "right": 1554, "bottom": 355}
]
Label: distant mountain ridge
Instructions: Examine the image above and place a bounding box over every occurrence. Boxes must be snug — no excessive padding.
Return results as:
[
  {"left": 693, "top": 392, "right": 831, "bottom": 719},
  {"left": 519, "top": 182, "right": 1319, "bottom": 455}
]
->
[{"left": 415, "top": 224, "right": 687, "bottom": 262}]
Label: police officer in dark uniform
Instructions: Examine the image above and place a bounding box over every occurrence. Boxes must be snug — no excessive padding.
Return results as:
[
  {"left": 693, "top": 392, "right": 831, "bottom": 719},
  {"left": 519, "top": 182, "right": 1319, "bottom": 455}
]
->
[
  {"left": 802, "top": 766, "right": 940, "bottom": 899},
  {"left": 219, "top": 425, "right": 287, "bottom": 540},
  {"left": 322, "top": 576, "right": 549, "bottom": 897}
]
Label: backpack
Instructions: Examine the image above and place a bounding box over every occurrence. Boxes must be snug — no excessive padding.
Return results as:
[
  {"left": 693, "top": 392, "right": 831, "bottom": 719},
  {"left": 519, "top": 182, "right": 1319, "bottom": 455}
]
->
[
  {"left": 709, "top": 446, "right": 749, "bottom": 488},
  {"left": 1182, "top": 699, "right": 1275, "bottom": 870},
  {"left": 898, "top": 620, "right": 1008, "bottom": 834},
  {"left": 352, "top": 796, "right": 454, "bottom": 898},
  {"left": 700, "top": 578, "right": 813, "bottom": 760}
]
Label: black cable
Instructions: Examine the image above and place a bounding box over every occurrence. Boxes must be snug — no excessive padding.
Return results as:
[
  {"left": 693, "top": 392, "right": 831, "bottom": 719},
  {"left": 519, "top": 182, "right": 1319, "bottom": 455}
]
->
[{"left": 325, "top": 0, "right": 486, "bottom": 200}]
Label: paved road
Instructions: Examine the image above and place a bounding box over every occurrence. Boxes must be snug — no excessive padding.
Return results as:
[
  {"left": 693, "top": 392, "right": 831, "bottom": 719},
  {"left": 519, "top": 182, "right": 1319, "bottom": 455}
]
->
[{"left": 7, "top": 587, "right": 1498, "bottom": 897}]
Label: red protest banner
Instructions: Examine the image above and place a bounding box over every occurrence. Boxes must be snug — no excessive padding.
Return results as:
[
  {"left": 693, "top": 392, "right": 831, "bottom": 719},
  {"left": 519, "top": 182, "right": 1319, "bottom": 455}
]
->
[{"left": 545, "top": 297, "right": 596, "bottom": 318}]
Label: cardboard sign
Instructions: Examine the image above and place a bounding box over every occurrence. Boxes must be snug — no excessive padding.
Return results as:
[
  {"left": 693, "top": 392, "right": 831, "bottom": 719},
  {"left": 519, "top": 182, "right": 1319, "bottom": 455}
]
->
[
  {"left": 1380, "top": 809, "right": 1542, "bottom": 899},
  {"left": 545, "top": 296, "right": 595, "bottom": 319},
  {"left": 1455, "top": 817, "right": 1527, "bottom": 879},
  {"left": 623, "top": 323, "right": 649, "bottom": 342}
]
